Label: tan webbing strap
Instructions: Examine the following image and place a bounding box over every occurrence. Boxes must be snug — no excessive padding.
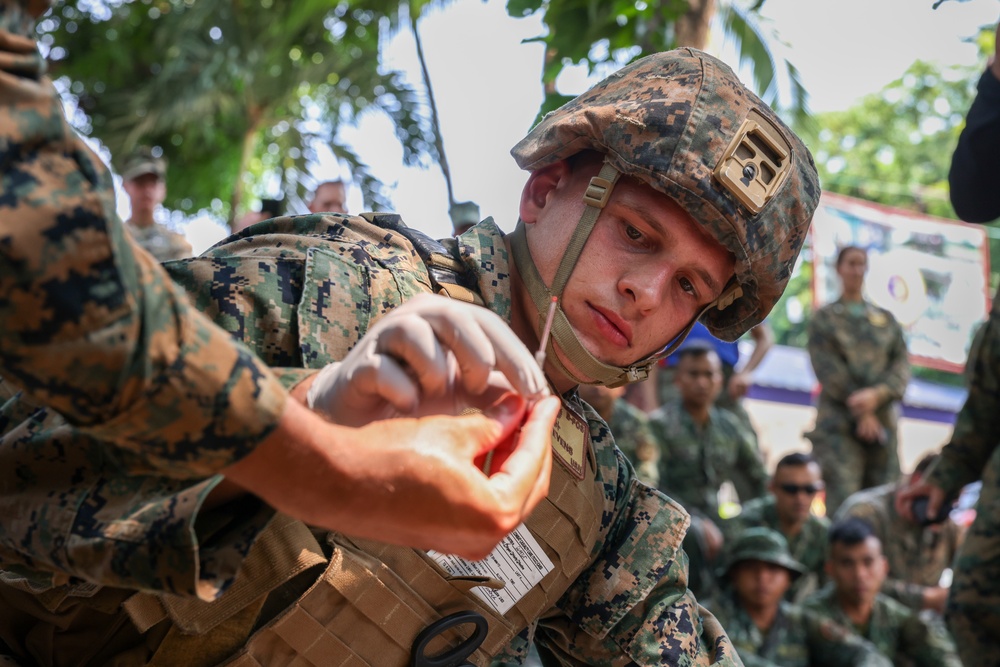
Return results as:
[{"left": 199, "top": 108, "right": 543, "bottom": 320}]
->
[
  {"left": 122, "top": 594, "right": 168, "bottom": 634},
  {"left": 335, "top": 539, "right": 509, "bottom": 660},
  {"left": 435, "top": 281, "right": 479, "bottom": 304},
  {"left": 550, "top": 162, "right": 620, "bottom": 296}
]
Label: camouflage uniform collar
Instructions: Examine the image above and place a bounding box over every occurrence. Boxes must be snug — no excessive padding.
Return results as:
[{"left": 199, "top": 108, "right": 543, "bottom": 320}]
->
[
  {"left": 453, "top": 217, "right": 514, "bottom": 326},
  {"left": 833, "top": 296, "right": 874, "bottom": 313}
]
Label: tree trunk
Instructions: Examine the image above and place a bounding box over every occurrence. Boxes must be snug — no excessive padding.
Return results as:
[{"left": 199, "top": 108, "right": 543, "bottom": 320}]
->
[
  {"left": 230, "top": 111, "right": 262, "bottom": 229},
  {"left": 411, "top": 11, "right": 455, "bottom": 209},
  {"left": 675, "top": 0, "right": 716, "bottom": 49},
  {"left": 543, "top": 46, "right": 558, "bottom": 96}
]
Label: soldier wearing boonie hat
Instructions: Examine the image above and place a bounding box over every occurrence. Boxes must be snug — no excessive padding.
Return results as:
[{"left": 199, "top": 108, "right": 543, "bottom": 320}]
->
[
  {"left": 718, "top": 526, "right": 809, "bottom": 580},
  {"left": 0, "top": 48, "right": 819, "bottom": 666},
  {"left": 708, "top": 528, "right": 891, "bottom": 667},
  {"left": 120, "top": 147, "right": 192, "bottom": 262}
]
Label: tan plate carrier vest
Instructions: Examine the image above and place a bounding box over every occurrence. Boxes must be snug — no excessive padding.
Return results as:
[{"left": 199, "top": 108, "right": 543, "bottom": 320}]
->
[{"left": 122, "top": 216, "right": 608, "bottom": 666}]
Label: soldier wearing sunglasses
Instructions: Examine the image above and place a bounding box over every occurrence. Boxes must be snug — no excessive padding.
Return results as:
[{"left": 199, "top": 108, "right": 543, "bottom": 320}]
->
[{"left": 726, "top": 452, "right": 830, "bottom": 603}]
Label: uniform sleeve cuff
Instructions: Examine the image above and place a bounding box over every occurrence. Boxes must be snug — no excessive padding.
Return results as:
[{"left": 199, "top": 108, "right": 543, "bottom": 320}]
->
[{"left": 271, "top": 367, "right": 318, "bottom": 392}]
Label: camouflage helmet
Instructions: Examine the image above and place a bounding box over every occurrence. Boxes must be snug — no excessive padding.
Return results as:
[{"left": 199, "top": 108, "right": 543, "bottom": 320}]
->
[
  {"left": 511, "top": 49, "right": 819, "bottom": 357},
  {"left": 718, "top": 527, "right": 807, "bottom": 580}
]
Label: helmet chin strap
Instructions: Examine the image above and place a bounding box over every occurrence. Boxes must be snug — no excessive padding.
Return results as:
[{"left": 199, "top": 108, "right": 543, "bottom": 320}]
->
[{"left": 509, "top": 159, "right": 743, "bottom": 388}]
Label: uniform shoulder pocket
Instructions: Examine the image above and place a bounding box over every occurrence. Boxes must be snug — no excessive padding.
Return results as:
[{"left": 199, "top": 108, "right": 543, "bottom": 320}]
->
[{"left": 297, "top": 245, "right": 412, "bottom": 365}]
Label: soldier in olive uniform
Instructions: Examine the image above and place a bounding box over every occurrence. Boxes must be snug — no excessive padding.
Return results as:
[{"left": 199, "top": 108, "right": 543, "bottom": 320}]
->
[
  {"left": 707, "top": 527, "right": 890, "bottom": 667},
  {"left": 803, "top": 518, "right": 961, "bottom": 667},
  {"left": 805, "top": 246, "right": 910, "bottom": 515},
  {"left": 120, "top": 149, "right": 193, "bottom": 262},
  {"left": 0, "top": 10, "right": 822, "bottom": 665},
  {"left": 578, "top": 384, "right": 659, "bottom": 486},
  {"left": 650, "top": 342, "right": 768, "bottom": 516},
  {"left": 836, "top": 454, "right": 962, "bottom": 613},
  {"left": 726, "top": 452, "right": 830, "bottom": 603}
]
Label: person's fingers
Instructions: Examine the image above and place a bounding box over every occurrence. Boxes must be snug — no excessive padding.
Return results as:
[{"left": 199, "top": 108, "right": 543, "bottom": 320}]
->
[
  {"left": 376, "top": 315, "right": 450, "bottom": 397},
  {"left": 925, "top": 485, "right": 947, "bottom": 522},
  {"left": 356, "top": 354, "right": 421, "bottom": 415},
  {"left": 469, "top": 308, "right": 548, "bottom": 398},
  {"left": 423, "top": 308, "right": 497, "bottom": 395},
  {"left": 426, "top": 304, "right": 547, "bottom": 398},
  {"left": 487, "top": 395, "right": 559, "bottom": 514},
  {"left": 465, "top": 392, "right": 529, "bottom": 455}
]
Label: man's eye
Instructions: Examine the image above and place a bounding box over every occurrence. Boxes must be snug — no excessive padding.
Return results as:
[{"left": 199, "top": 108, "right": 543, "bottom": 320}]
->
[
  {"left": 625, "top": 225, "right": 643, "bottom": 241},
  {"left": 679, "top": 276, "right": 696, "bottom": 295}
]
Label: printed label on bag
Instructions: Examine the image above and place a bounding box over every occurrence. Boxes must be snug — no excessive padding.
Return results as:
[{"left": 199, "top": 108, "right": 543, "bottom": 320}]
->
[{"left": 428, "top": 524, "right": 554, "bottom": 615}]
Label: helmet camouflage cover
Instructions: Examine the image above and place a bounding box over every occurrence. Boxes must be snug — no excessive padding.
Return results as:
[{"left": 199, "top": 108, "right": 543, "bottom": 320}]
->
[{"left": 511, "top": 48, "right": 820, "bottom": 342}]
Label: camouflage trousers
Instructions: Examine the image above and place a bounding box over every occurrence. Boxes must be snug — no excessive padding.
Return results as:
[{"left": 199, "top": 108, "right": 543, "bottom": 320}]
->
[
  {"left": 946, "top": 315, "right": 1000, "bottom": 665},
  {"left": 807, "top": 423, "right": 900, "bottom": 517}
]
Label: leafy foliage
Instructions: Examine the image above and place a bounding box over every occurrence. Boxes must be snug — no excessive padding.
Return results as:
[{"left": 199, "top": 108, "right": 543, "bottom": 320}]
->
[
  {"left": 786, "top": 39, "right": 996, "bottom": 386},
  {"left": 799, "top": 59, "right": 978, "bottom": 220},
  {"left": 505, "top": 0, "right": 809, "bottom": 123},
  {"left": 39, "top": 0, "right": 437, "bottom": 222}
]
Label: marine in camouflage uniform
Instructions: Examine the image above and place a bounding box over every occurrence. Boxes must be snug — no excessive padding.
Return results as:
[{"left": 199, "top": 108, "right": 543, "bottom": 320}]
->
[
  {"left": 835, "top": 481, "right": 962, "bottom": 612},
  {"left": 0, "top": 216, "right": 737, "bottom": 667},
  {"left": 919, "top": 37, "right": 1000, "bottom": 664},
  {"left": 126, "top": 222, "right": 192, "bottom": 263},
  {"left": 0, "top": 2, "right": 287, "bottom": 486},
  {"left": 805, "top": 289, "right": 910, "bottom": 515},
  {"left": 4, "top": 0, "right": 547, "bottom": 611},
  {"left": 803, "top": 587, "right": 960, "bottom": 667},
  {"left": 0, "top": 10, "right": 821, "bottom": 665},
  {"left": 706, "top": 528, "right": 890, "bottom": 667},
  {"left": 727, "top": 494, "right": 829, "bottom": 604},
  {"left": 712, "top": 597, "right": 889, "bottom": 667},
  {"left": 120, "top": 149, "right": 193, "bottom": 263},
  {"left": 655, "top": 321, "right": 772, "bottom": 444}
]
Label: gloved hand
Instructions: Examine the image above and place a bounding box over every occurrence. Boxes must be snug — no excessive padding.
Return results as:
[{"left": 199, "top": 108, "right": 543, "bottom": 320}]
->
[{"left": 306, "top": 293, "right": 550, "bottom": 427}]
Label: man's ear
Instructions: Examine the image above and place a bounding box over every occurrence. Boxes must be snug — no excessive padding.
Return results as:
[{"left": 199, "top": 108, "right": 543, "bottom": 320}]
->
[{"left": 518, "top": 160, "right": 572, "bottom": 224}]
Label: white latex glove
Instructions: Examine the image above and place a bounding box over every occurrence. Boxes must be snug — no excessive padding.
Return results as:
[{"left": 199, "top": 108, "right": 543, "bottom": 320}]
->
[{"left": 306, "top": 293, "right": 550, "bottom": 427}]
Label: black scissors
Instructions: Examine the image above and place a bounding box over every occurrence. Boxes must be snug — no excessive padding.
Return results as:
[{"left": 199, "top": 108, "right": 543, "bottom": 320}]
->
[{"left": 409, "top": 610, "right": 489, "bottom": 667}]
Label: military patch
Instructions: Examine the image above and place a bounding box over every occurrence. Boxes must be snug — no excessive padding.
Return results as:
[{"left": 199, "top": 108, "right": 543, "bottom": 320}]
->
[
  {"left": 868, "top": 310, "right": 888, "bottom": 327},
  {"left": 551, "top": 403, "right": 589, "bottom": 480}
]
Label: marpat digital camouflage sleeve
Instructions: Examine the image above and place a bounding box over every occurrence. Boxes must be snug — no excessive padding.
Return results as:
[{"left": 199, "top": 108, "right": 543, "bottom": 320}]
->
[{"left": 0, "top": 1, "right": 287, "bottom": 479}]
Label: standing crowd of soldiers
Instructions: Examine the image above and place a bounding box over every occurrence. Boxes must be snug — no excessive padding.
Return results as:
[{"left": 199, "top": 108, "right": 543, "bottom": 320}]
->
[{"left": 2, "top": 1, "right": 1000, "bottom": 666}]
